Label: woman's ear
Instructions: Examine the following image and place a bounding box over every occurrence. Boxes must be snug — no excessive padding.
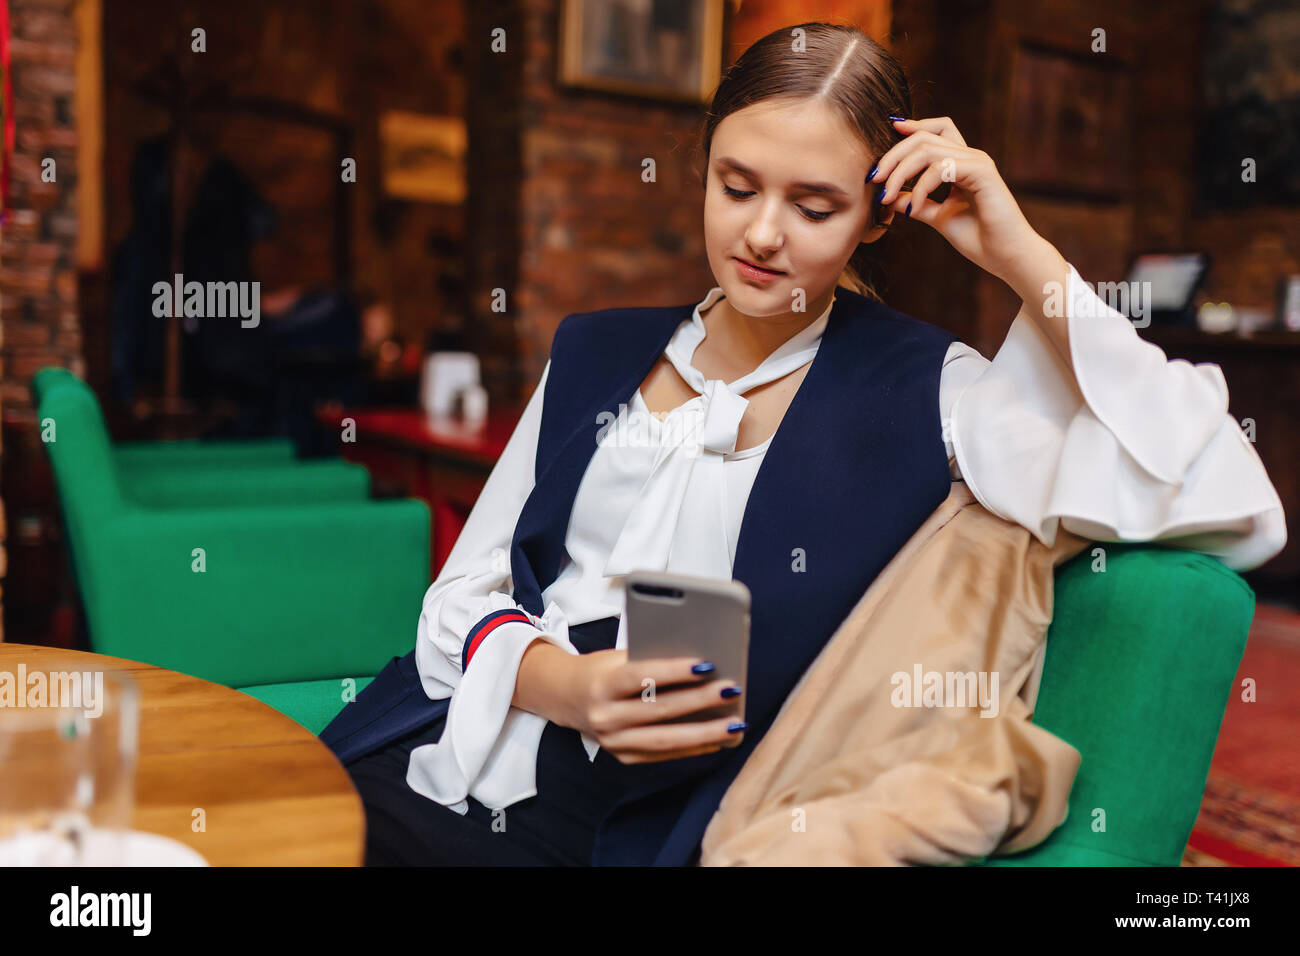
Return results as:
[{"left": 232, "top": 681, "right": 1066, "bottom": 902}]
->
[{"left": 860, "top": 216, "right": 892, "bottom": 244}]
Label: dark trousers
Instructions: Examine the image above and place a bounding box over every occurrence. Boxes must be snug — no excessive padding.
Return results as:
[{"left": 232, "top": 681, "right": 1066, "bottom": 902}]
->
[
  {"left": 343, "top": 616, "right": 660, "bottom": 866},
  {"left": 347, "top": 711, "right": 636, "bottom": 865}
]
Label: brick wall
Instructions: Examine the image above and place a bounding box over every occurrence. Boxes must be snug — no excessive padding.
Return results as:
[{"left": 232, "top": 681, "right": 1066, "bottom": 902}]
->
[
  {"left": 1, "top": 0, "right": 83, "bottom": 404},
  {"left": 0, "top": 0, "right": 84, "bottom": 640},
  {"left": 503, "top": 0, "right": 721, "bottom": 397}
]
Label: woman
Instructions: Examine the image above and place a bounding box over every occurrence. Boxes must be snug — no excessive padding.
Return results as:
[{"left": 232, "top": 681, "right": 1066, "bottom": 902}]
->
[{"left": 323, "top": 22, "right": 1286, "bottom": 866}]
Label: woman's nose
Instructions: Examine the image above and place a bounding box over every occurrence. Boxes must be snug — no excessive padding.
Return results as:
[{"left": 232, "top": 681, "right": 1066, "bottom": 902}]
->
[{"left": 745, "top": 202, "right": 785, "bottom": 254}]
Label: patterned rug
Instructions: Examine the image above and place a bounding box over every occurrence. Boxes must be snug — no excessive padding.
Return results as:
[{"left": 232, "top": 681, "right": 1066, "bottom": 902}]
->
[{"left": 1181, "top": 602, "right": 1300, "bottom": 867}]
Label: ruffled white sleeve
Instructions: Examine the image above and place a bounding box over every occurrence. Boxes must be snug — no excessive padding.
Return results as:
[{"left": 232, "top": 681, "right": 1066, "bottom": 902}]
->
[
  {"left": 941, "top": 262, "right": 1287, "bottom": 571},
  {"left": 405, "top": 359, "right": 587, "bottom": 814}
]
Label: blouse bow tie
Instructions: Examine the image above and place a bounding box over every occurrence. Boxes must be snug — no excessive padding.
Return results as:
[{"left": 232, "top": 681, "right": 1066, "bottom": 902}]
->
[{"left": 602, "top": 292, "right": 834, "bottom": 581}]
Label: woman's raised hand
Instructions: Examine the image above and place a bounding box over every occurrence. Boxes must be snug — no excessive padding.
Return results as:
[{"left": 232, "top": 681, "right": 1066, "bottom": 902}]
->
[
  {"left": 870, "top": 116, "right": 1044, "bottom": 290},
  {"left": 565, "top": 649, "right": 746, "bottom": 764}
]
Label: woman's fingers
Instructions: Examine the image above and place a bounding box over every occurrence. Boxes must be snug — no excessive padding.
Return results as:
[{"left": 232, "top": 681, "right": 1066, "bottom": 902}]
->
[
  {"left": 871, "top": 132, "right": 944, "bottom": 204},
  {"left": 588, "top": 655, "right": 745, "bottom": 762},
  {"left": 869, "top": 117, "right": 970, "bottom": 198},
  {"left": 604, "top": 655, "right": 716, "bottom": 700},
  {"left": 892, "top": 115, "right": 967, "bottom": 147},
  {"left": 591, "top": 676, "right": 740, "bottom": 734},
  {"left": 600, "top": 713, "right": 745, "bottom": 762},
  {"left": 876, "top": 138, "right": 934, "bottom": 207},
  {"left": 615, "top": 742, "right": 729, "bottom": 765},
  {"left": 897, "top": 161, "right": 952, "bottom": 222},
  {"left": 876, "top": 136, "right": 970, "bottom": 206}
]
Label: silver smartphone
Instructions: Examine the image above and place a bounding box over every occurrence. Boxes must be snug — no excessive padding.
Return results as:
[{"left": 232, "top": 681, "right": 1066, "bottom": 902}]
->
[{"left": 624, "top": 570, "right": 751, "bottom": 733}]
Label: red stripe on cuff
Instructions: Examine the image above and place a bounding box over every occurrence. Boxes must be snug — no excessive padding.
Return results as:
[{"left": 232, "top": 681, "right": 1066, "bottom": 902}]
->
[{"left": 464, "top": 611, "right": 533, "bottom": 670}]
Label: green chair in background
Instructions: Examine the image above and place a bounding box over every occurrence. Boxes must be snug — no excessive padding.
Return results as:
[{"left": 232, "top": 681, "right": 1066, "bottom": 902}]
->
[
  {"left": 33, "top": 367, "right": 369, "bottom": 508},
  {"left": 36, "top": 367, "right": 431, "bottom": 733},
  {"left": 115, "top": 455, "right": 371, "bottom": 509},
  {"left": 33, "top": 368, "right": 296, "bottom": 465},
  {"left": 114, "top": 435, "right": 297, "bottom": 468}
]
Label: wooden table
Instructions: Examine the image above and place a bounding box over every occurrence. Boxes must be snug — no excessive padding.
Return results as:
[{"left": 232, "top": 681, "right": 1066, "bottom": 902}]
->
[
  {"left": 0, "top": 644, "right": 364, "bottom": 866},
  {"left": 315, "top": 405, "right": 524, "bottom": 576}
]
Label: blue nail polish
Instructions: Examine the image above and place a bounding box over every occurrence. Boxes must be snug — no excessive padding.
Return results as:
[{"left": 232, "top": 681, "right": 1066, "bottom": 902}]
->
[
  {"left": 877, "top": 186, "right": 887, "bottom": 204},
  {"left": 867, "top": 164, "right": 878, "bottom": 181},
  {"left": 691, "top": 661, "right": 715, "bottom": 675},
  {"left": 720, "top": 686, "right": 742, "bottom": 699},
  {"left": 888, "top": 115, "right": 906, "bottom": 122},
  {"left": 904, "top": 201, "right": 912, "bottom": 217},
  {"left": 727, "top": 721, "right": 748, "bottom": 733}
]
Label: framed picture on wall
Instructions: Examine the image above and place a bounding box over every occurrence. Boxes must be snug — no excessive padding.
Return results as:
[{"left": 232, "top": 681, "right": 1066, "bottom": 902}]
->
[
  {"left": 558, "top": 0, "right": 725, "bottom": 104},
  {"left": 379, "top": 111, "right": 467, "bottom": 204},
  {"left": 1001, "top": 42, "right": 1132, "bottom": 199},
  {"left": 1198, "top": 0, "right": 1300, "bottom": 209}
]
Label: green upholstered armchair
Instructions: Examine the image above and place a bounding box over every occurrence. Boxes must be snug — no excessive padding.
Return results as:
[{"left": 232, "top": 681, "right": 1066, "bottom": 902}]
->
[
  {"left": 970, "top": 544, "right": 1254, "bottom": 867},
  {"left": 33, "top": 367, "right": 296, "bottom": 465},
  {"left": 115, "top": 455, "right": 371, "bottom": 509},
  {"left": 36, "top": 368, "right": 430, "bottom": 730},
  {"left": 32, "top": 367, "right": 369, "bottom": 507}
]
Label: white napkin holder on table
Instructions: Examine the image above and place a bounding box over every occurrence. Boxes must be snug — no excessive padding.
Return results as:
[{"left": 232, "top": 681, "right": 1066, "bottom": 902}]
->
[{"left": 422, "top": 352, "right": 487, "bottom": 427}]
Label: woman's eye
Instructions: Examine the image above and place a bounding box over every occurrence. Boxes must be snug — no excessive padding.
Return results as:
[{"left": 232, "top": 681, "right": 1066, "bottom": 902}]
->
[{"left": 721, "top": 184, "right": 833, "bottom": 222}]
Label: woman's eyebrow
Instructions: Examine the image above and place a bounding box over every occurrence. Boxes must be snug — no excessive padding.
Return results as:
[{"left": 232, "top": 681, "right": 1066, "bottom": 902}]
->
[{"left": 714, "top": 156, "right": 848, "bottom": 197}]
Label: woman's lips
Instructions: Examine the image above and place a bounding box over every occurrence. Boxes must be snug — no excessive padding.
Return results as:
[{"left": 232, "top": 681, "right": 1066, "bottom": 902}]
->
[{"left": 733, "top": 257, "right": 785, "bottom": 282}]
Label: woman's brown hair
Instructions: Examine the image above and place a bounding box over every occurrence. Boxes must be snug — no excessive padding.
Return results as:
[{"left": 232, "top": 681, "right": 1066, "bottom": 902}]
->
[{"left": 697, "top": 21, "right": 912, "bottom": 301}]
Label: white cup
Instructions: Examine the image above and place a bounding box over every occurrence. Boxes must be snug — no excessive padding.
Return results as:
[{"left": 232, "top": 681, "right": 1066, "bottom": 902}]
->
[{"left": 458, "top": 384, "right": 488, "bottom": 427}]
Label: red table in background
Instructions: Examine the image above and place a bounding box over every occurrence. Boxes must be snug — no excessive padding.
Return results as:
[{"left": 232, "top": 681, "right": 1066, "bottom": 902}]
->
[{"left": 315, "top": 405, "right": 524, "bottom": 578}]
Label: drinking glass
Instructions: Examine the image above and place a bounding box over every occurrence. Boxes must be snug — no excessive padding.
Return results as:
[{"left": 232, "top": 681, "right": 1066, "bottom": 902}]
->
[{"left": 0, "top": 668, "right": 140, "bottom": 865}]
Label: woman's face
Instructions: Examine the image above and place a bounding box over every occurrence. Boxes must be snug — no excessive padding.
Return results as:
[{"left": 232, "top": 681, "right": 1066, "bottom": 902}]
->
[{"left": 704, "top": 97, "right": 887, "bottom": 320}]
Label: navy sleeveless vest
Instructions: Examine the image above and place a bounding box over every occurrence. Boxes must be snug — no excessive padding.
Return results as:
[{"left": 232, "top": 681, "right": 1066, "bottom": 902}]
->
[{"left": 321, "top": 285, "right": 958, "bottom": 865}]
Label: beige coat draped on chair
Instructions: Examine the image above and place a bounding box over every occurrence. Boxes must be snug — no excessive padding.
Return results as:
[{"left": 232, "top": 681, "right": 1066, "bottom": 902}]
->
[{"left": 700, "top": 482, "right": 1092, "bottom": 866}]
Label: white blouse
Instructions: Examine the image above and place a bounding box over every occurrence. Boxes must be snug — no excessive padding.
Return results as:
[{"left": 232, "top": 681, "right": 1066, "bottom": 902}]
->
[{"left": 405, "top": 262, "right": 1287, "bottom": 815}]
